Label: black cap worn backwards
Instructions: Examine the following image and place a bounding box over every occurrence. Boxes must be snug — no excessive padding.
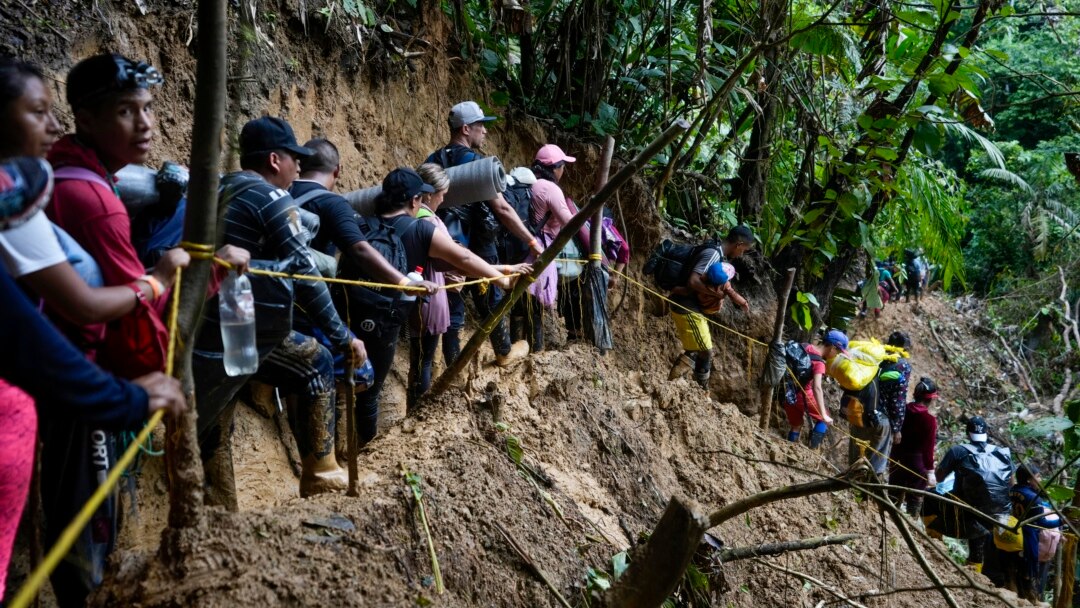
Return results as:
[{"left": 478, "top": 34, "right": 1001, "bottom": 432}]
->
[
  {"left": 239, "top": 117, "right": 314, "bottom": 159},
  {"left": 966, "top": 415, "right": 988, "bottom": 442},
  {"left": 67, "top": 53, "right": 164, "bottom": 110},
  {"left": 382, "top": 167, "right": 435, "bottom": 203}
]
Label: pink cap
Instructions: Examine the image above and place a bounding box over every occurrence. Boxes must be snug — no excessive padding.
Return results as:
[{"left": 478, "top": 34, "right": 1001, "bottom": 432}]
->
[{"left": 535, "top": 144, "right": 576, "bottom": 166}]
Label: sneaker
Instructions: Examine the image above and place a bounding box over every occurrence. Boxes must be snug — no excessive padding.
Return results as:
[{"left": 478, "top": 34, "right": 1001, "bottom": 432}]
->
[
  {"left": 668, "top": 354, "right": 694, "bottom": 380},
  {"left": 495, "top": 340, "right": 530, "bottom": 367}
]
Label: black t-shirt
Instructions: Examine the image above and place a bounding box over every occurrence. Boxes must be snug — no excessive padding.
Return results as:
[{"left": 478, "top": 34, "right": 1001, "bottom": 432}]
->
[
  {"left": 289, "top": 180, "right": 366, "bottom": 256},
  {"left": 381, "top": 214, "right": 436, "bottom": 272}
]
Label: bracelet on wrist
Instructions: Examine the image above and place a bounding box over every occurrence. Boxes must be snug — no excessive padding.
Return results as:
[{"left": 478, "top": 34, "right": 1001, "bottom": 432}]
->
[{"left": 139, "top": 274, "right": 164, "bottom": 299}]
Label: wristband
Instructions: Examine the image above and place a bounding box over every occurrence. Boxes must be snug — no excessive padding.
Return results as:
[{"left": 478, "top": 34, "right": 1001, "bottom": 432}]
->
[
  {"left": 528, "top": 238, "right": 538, "bottom": 248},
  {"left": 139, "top": 275, "right": 164, "bottom": 299}
]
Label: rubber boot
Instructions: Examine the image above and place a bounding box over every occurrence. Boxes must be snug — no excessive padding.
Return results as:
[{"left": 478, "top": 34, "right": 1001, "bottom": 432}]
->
[
  {"left": 787, "top": 430, "right": 801, "bottom": 443},
  {"left": 495, "top": 339, "right": 530, "bottom": 367},
  {"left": 300, "top": 453, "right": 349, "bottom": 498},
  {"left": 668, "top": 353, "right": 694, "bottom": 380},
  {"left": 693, "top": 369, "right": 711, "bottom": 390},
  {"left": 809, "top": 421, "right": 828, "bottom": 449}
]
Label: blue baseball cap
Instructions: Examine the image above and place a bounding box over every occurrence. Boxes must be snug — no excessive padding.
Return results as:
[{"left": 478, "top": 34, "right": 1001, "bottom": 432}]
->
[{"left": 823, "top": 329, "right": 849, "bottom": 350}]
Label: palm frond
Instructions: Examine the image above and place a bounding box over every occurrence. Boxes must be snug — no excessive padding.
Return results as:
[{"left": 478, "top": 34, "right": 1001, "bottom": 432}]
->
[
  {"left": 943, "top": 121, "right": 1006, "bottom": 169},
  {"left": 979, "top": 168, "right": 1034, "bottom": 194}
]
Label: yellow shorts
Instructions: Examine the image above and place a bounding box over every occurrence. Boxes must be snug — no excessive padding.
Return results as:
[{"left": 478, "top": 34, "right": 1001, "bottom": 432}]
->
[{"left": 671, "top": 311, "right": 712, "bottom": 352}]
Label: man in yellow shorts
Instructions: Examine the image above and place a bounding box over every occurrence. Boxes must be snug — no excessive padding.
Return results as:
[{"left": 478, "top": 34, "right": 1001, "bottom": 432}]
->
[{"left": 667, "top": 226, "right": 753, "bottom": 388}]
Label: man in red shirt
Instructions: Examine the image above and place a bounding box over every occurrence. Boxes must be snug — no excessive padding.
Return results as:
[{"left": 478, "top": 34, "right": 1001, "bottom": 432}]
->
[
  {"left": 42, "top": 53, "right": 247, "bottom": 606},
  {"left": 781, "top": 341, "right": 832, "bottom": 448}
]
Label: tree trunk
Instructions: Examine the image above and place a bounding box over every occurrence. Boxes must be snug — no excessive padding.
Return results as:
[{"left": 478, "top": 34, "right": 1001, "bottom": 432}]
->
[
  {"left": 735, "top": 0, "right": 784, "bottom": 222},
  {"left": 164, "top": 0, "right": 228, "bottom": 530}
]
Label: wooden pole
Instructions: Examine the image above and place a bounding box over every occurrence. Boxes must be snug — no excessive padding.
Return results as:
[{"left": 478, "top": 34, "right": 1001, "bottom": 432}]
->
[
  {"left": 758, "top": 267, "right": 797, "bottom": 429},
  {"left": 345, "top": 364, "right": 359, "bottom": 497},
  {"left": 165, "top": 0, "right": 228, "bottom": 529},
  {"left": 590, "top": 136, "right": 616, "bottom": 269},
  {"left": 429, "top": 120, "right": 690, "bottom": 396}
]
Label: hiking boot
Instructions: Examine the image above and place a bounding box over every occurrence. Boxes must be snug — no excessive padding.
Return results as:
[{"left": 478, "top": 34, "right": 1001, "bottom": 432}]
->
[
  {"left": 300, "top": 454, "right": 349, "bottom": 498},
  {"left": 668, "top": 354, "right": 694, "bottom": 380},
  {"left": 495, "top": 340, "right": 530, "bottom": 367}
]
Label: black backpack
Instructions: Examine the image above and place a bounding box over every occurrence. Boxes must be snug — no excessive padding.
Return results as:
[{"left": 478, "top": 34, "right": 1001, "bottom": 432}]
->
[
  {"left": 953, "top": 444, "right": 1014, "bottom": 517},
  {"left": 337, "top": 216, "right": 410, "bottom": 311},
  {"left": 497, "top": 181, "right": 551, "bottom": 264},
  {"left": 783, "top": 341, "right": 822, "bottom": 384},
  {"left": 643, "top": 239, "right": 720, "bottom": 291}
]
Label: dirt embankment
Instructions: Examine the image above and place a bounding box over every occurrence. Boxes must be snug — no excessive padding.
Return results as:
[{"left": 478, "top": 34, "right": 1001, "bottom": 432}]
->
[
  {"left": 95, "top": 282, "right": 1025, "bottom": 607},
  {"left": 3, "top": 1, "right": 1039, "bottom": 606}
]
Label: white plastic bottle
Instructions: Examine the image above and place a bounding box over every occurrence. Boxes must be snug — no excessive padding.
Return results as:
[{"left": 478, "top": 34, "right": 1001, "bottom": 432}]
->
[
  {"left": 401, "top": 266, "right": 424, "bottom": 302},
  {"left": 219, "top": 270, "right": 258, "bottom": 376}
]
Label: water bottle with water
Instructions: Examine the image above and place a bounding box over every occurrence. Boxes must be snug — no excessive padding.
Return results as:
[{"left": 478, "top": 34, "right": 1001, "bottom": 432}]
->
[
  {"left": 219, "top": 270, "right": 258, "bottom": 376},
  {"left": 401, "top": 266, "right": 424, "bottom": 302}
]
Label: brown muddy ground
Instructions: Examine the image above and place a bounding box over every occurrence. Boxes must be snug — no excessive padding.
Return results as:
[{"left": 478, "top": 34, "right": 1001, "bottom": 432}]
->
[{"left": 91, "top": 285, "right": 1029, "bottom": 607}]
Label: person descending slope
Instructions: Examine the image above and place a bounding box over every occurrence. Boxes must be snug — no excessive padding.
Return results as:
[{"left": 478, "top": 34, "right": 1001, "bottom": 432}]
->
[{"left": 925, "top": 415, "right": 1015, "bottom": 573}]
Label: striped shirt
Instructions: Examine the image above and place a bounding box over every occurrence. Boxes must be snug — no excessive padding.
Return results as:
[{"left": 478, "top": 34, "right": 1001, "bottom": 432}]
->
[{"left": 219, "top": 172, "right": 351, "bottom": 349}]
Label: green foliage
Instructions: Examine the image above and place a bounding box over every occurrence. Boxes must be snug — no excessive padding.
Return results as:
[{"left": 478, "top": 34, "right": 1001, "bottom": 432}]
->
[{"left": 790, "top": 291, "right": 820, "bottom": 331}]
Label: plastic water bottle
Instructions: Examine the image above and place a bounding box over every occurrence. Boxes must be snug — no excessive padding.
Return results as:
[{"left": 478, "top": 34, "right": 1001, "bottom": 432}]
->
[
  {"left": 219, "top": 270, "right": 258, "bottom": 376},
  {"left": 401, "top": 266, "right": 424, "bottom": 302}
]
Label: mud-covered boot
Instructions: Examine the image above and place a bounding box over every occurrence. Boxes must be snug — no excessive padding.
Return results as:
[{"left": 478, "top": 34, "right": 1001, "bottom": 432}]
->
[
  {"left": 495, "top": 340, "right": 530, "bottom": 367},
  {"left": 809, "top": 421, "right": 828, "bottom": 449},
  {"left": 300, "top": 453, "right": 349, "bottom": 498},
  {"left": 787, "top": 430, "right": 801, "bottom": 443},
  {"left": 668, "top": 353, "right": 694, "bottom": 380}
]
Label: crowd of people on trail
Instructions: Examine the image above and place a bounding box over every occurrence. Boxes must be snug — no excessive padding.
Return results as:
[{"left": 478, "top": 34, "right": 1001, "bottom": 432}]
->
[
  {"left": 643, "top": 235, "right": 1063, "bottom": 602},
  {"left": 0, "top": 52, "right": 634, "bottom": 604},
  {"left": 859, "top": 253, "right": 931, "bottom": 317},
  {"left": 793, "top": 326, "right": 1060, "bottom": 602},
  {"left": 0, "top": 50, "right": 1068, "bottom": 606}
]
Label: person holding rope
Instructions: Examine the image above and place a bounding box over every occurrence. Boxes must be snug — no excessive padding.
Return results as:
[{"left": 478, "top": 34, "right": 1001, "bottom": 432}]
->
[
  {"left": 33, "top": 54, "right": 248, "bottom": 605},
  {"left": 780, "top": 340, "right": 831, "bottom": 448},
  {"left": 193, "top": 116, "right": 366, "bottom": 500},
  {"left": 427, "top": 101, "right": 538, "bottom": 367},
  {"left": 333, "top": 167, "right": 529, "bottom": 442},
  {"left": 0, "top": 158, "right": 186, "bottom": 602}
]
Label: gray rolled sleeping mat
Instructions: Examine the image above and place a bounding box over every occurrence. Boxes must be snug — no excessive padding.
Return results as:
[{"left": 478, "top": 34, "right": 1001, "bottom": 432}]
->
[
  {"left": 343, "top": 156, "right": 507, "bottom": 216},
  {"left": 115, "top": 162, "right": 190, "bottom": 214},
  {"left": 114, "top": 164, "right": 160, "bottom": 212}
]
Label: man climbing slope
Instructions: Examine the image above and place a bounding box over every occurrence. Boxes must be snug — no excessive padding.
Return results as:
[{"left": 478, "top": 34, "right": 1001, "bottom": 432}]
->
[{"left": 667, "top": 225, "right": 754, "bottom": 389}]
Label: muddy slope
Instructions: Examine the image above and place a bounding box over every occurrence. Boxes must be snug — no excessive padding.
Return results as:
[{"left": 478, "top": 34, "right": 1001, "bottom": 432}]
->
[{"left": 91, "top": 283, "right": 1023, "bottom": 608}]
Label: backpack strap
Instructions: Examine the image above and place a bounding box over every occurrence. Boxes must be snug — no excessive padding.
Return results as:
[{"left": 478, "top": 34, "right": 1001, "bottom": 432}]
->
[
  {"left": 53, "top": 166, "right": 115, "bottom": 193},
  {"left": 290, "top": 188, "right": 334, "bottom": 209}
]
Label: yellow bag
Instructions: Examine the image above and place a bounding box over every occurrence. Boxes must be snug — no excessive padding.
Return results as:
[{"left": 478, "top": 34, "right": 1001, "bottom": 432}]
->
[
  {"left": 993, "top": 516, "right": 1024, "bottom": 553},
  {"left": 827, "top": 338, "right": 907, "bottom": 391},
  {"left": 827, "top": 353, "right": 880, "bottom": 391}
]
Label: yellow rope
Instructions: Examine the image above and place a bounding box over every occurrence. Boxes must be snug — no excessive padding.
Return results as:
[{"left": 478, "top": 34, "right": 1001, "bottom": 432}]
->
[{"left": 9, "top": 267, "right": 185, "bottom": 608}]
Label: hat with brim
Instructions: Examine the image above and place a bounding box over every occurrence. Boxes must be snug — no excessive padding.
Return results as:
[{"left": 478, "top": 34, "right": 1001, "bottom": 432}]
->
[
  {"left": 449, "top": 101, "right": 498, "bottom": 129},
  {"left": 535, "top": 144, "right": 576, "bottom": 166},
  {"left": 240, "top": 116, "right": 314, "bottom": 158},
  {"left": 383, "top": 167, "right": 436, "bottom": 203}
]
